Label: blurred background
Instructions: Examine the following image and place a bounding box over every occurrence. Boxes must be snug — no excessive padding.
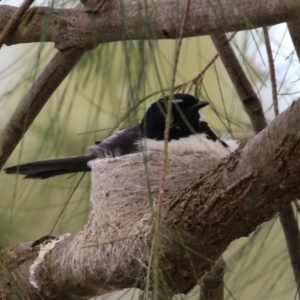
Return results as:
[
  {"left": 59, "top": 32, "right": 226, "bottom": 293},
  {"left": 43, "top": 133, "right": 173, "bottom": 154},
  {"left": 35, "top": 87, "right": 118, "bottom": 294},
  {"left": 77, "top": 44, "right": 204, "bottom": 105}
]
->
[{"left": 0, "top": 0, "right": 299, "bottom": 299}]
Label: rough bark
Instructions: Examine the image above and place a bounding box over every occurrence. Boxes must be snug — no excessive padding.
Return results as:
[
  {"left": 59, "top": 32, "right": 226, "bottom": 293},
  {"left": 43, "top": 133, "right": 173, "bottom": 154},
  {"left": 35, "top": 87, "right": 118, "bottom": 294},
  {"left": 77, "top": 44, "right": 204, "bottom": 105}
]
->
[
  {"left": 0, "top": 0, "right": 300, "bottom": 49},
  {"left": 3, "top": 98, "right": 300, "bottom": 299}
]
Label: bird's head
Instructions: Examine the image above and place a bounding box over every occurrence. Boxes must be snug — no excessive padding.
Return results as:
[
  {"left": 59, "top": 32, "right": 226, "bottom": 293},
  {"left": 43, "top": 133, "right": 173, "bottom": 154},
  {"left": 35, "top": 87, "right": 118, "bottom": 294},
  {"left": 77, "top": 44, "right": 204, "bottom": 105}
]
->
[{"left": 140, "top": 93, "right": 209, "bottom": 140}]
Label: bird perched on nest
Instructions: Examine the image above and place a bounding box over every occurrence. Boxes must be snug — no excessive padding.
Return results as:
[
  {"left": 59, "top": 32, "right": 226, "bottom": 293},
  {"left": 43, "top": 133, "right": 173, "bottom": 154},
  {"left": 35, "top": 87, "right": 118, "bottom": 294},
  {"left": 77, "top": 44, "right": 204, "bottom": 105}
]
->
[{"left": 5, "top": 94, "right": 238, "bottom": 179}]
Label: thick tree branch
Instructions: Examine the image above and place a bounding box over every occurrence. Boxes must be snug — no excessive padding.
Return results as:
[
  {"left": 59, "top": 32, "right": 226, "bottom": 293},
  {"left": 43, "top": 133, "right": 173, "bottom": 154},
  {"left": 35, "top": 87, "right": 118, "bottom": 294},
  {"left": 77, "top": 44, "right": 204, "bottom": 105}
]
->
[
  {"left": 4, "top": 98, "right": 300, "bottom": 299},
  {"left": 0, "top": 0, "right": 300, "bottom": 49},
  {"left": 0, "top": 49, "right": 85, "bottom": 170}
]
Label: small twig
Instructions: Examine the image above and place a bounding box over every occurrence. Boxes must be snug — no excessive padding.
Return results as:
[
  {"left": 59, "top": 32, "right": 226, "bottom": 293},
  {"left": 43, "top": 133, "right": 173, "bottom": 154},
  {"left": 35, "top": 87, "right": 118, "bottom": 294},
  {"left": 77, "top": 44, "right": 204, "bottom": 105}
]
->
[
  {"left": 172, "top": 54, "right": 219, "bottom": 93},
  {"left": 0, "top": 49, "right": 85, "bottom": 171},
  {"left": 263, "top": 27, "right": 278, "bottom": 116},
  {"left": 186, "top": 32, "right": 237, "bottom": 93},
  {"left": 0, "top": 0, "right": 35, "bottom": 49},
  {"left": 186, "top": 54, "right": 218, "bottom": 93}
]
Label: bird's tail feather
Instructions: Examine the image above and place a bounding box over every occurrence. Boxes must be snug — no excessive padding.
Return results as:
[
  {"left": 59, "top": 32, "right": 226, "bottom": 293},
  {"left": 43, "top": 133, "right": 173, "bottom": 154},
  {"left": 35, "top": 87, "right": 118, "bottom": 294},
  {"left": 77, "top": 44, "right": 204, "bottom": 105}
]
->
[{"left": 4, "top": 155, "right": 95, "bottom": 179}]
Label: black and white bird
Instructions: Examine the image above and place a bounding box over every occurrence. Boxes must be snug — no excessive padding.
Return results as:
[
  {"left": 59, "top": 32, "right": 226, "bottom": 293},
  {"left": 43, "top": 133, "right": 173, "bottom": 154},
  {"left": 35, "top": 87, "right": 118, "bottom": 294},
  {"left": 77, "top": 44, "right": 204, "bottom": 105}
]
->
[{"left": 4, "top": 94, "right": 238, "bottom": 179}]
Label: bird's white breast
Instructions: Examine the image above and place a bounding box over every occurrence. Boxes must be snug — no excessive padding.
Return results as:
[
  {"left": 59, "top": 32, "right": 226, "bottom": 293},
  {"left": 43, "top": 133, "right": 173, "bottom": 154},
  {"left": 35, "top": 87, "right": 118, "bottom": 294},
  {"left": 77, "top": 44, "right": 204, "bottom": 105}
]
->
[
  {"left": 141, "top": 134, "right": 238, "bottom": 158},
  {"left": 87, "top": 134, "right": 239, "bottom": 168}
]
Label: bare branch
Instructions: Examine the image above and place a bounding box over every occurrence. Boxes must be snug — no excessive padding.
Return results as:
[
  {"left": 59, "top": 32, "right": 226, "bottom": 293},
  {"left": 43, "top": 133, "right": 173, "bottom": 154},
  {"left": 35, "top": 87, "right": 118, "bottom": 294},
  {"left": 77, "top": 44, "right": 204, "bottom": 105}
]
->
[
  {"left": 263, "top": 26, "right": 278, "bottom": 116},
  {"left": 210, "top": 33, "right": 267, "bottom": 133},
  {"left": 0, "top": 0, "right": 34, "bottom": 49},
  {"left": 4, "top": 98, "right": 300, "bottom": 299},
  {"left": 0, "top": 49, "right": 85, "bottom": 170},
  {"left": 0, "top": 0, "right": 300, "bottom": 49}
]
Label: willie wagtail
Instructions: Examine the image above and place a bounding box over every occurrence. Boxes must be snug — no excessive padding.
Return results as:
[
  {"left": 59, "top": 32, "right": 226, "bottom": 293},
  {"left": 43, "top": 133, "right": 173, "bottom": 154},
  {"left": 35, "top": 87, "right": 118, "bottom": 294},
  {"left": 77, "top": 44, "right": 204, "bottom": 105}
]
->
[{"left": 4, "top": 94, "right": 238, "bottom": 179}]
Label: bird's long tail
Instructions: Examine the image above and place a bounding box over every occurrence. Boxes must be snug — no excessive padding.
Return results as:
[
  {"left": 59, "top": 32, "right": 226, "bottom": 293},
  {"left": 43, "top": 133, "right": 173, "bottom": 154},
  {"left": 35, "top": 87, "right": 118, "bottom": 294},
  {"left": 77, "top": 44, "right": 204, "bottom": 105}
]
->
[{"left": 4, "top": 155, "right": 95, "bottom": 179}]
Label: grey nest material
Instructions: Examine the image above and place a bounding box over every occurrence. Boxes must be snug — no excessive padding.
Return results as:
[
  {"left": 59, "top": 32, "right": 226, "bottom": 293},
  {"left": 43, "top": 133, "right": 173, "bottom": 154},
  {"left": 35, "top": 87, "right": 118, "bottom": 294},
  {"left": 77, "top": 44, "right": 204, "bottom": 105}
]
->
[{"left": 59, "top": 150, "right": 221, "bottom": 289}]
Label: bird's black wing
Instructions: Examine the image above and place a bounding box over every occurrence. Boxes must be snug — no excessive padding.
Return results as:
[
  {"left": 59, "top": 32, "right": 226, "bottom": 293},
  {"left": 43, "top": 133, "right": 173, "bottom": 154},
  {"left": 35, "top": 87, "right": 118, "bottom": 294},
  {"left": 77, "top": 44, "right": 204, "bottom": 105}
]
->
[{"left": 88, "top": 126, "right": 140, "bottom": 158}]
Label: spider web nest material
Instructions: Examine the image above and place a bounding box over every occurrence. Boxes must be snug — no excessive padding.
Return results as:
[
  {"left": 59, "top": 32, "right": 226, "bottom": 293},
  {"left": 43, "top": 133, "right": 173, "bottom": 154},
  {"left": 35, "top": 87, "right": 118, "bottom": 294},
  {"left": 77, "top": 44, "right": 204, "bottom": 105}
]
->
[{"left": 57, "top": 150, "right": 221, "bottom": 292}]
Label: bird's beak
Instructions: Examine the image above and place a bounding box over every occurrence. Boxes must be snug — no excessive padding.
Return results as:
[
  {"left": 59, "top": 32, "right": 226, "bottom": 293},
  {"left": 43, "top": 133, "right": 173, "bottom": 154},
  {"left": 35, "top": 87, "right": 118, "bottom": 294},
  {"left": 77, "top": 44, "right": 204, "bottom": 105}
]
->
[{"left": 185, "top": 100, "right": 209, "bottom": 113}]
